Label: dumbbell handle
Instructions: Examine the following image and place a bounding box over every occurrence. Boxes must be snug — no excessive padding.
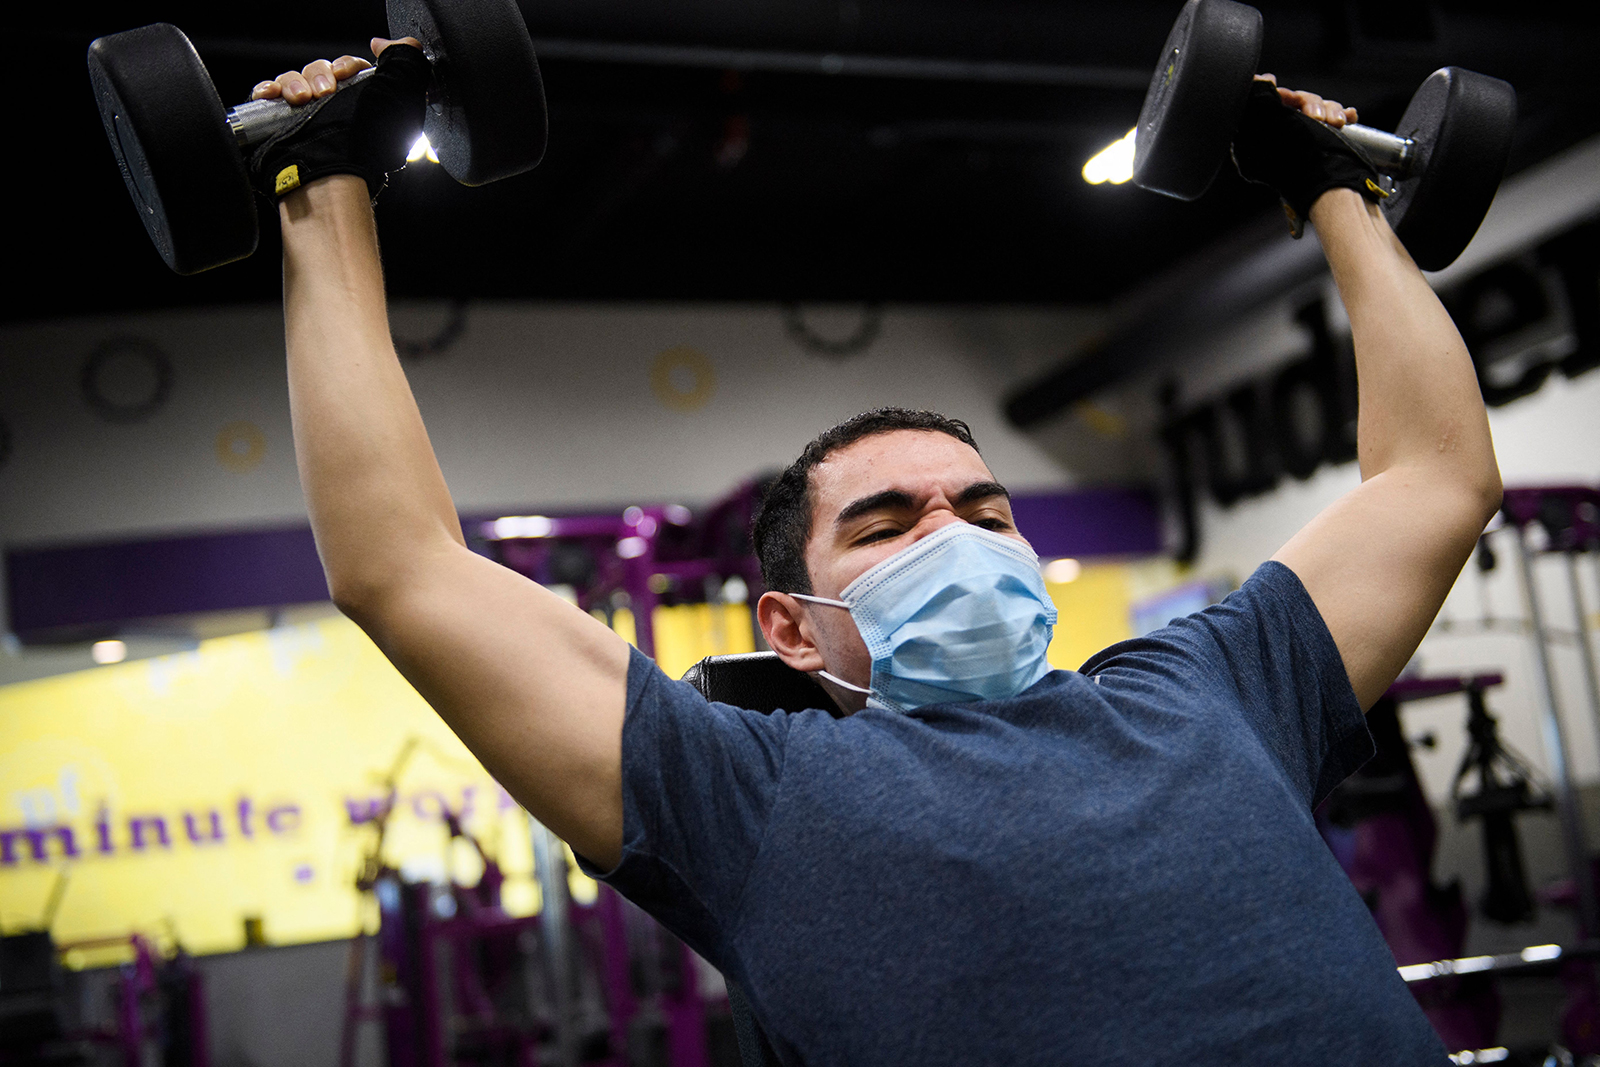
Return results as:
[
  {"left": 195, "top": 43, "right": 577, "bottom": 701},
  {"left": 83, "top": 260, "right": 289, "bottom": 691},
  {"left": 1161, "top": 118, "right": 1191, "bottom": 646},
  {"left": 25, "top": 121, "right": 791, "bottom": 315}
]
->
[
  {"left": 1335, "top": 123, "right": 1414, "bottom": 175},
  {"left": 225, "top": 65, "right": 378, "bottom": 149}
]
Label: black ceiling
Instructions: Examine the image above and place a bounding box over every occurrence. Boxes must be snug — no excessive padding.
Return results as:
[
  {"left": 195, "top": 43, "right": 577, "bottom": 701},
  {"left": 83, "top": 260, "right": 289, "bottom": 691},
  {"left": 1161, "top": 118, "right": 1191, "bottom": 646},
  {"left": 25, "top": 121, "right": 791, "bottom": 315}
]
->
[{"left": 15, "top": 0, "right": 1600, "bottom": 320}]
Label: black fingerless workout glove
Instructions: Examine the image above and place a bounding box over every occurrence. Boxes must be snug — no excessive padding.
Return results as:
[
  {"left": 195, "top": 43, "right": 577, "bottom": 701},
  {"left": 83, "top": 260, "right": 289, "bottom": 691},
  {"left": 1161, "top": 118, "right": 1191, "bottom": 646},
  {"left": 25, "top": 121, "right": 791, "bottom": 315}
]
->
[
  {"left": 1231, "top": 79, "right": 1387, "bottom": 238},
  {"left": 249, "top": 44, "right": 431, "bottom": 202}
]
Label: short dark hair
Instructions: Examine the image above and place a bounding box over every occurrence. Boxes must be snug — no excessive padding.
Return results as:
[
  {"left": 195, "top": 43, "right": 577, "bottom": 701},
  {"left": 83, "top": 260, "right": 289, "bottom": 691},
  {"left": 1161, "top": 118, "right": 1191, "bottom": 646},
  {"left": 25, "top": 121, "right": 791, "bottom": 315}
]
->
[{"left": 752, "top": 408, "right": 980, "bottom": 595}]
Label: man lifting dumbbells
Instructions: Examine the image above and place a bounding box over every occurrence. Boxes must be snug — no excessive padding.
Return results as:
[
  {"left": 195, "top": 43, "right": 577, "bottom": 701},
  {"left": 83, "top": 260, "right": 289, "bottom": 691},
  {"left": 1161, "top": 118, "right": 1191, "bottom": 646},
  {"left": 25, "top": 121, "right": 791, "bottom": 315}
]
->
[
  {"left": 93, "top": 0, "right": 1503, "bottom": 1059},
  {"left": 252, "top": 49, "right": 1489, "bottom": 1066}
]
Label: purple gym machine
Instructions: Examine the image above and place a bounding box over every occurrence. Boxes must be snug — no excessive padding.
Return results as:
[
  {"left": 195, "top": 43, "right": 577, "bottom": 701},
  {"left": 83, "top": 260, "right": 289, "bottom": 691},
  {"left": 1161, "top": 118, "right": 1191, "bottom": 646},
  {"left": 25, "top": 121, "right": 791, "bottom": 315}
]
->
[
  {"left": 1318, "top": 673, "right": 1529, "bottom": 1051},
  {"left": 340, "top": 739, "right": 566, "bottom": 1067},
  {"left": 480, "top": 481, "right": 767, "bottom": 662},
  {"left": 1495, "top": 485, "right": 1600, "bottom": 1055},
  {"left": 1494, "top": 487, "right": 1600, "bottom": 931},
  {"left": 0, "top": 861, "right": 209, "bottom": 1067},
  {"left": 342, "top": 726, "right": 727, "bottom": 1065},
  {"left": 480, "top": 486, "right": 772, "bottom": 1067},
  {"left": 0, "top": 924, "right": 209, "bottom": 1067},
  {"left": 1320, "top": 483, "right": 1600, "bottom": 1058}
]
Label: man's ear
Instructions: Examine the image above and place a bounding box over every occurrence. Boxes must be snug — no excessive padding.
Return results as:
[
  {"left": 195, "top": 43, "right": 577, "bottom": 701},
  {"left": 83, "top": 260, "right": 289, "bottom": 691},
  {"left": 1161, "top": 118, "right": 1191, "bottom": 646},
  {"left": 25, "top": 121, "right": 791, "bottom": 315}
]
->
[{"left": 757, "top": 591, "right": 826, "bottom": 673}]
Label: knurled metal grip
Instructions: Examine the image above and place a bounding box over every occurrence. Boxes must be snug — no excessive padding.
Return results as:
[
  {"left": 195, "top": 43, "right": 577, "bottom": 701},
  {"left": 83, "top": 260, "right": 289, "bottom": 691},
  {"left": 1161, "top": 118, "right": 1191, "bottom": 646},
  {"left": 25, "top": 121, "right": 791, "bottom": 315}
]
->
[{"left": 1336, "top": 124, "right": 1413, "bottom": 175}]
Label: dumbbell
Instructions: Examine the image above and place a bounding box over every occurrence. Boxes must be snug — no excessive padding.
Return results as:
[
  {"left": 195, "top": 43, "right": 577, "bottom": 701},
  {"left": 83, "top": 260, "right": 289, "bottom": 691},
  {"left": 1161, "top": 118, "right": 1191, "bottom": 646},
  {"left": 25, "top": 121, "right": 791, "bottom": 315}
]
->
[
  {"left": 1131, "top": 0, "right": 1516, "bottom": 271},
  {"left": 86, "top": 0, "right": 548, "bottom": 276}
]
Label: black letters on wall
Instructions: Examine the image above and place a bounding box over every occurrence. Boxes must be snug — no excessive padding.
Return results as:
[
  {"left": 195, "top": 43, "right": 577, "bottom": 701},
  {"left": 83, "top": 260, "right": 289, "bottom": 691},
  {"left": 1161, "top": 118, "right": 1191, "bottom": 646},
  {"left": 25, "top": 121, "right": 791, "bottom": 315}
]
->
[{"left": 1161, "top": 215, "right": 1599, "bottom": 562}]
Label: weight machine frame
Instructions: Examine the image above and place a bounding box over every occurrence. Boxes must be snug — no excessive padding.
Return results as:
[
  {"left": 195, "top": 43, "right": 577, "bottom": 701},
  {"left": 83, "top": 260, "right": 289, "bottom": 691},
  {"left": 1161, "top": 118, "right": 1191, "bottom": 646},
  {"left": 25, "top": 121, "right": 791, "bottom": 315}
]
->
[{"left": 1491, "top": 486, "right": 1600, "bottom": 936}]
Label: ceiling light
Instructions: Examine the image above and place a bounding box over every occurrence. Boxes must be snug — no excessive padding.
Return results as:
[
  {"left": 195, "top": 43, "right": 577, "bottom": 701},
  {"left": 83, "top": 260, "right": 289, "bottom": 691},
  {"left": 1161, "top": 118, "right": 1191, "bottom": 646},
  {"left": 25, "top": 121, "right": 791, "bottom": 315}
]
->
[
  {"left": 1082, "top": 128, "right": 1136, "bottom": 186},
  {"left": 1043, "top": 558, "right": 1082, "bottom": 584},
  {"left": 490, "top": 515, "right": 553, "bottom": 539},
  {"left": 92, "top": 639, "right": 127, "bottom": 665}
]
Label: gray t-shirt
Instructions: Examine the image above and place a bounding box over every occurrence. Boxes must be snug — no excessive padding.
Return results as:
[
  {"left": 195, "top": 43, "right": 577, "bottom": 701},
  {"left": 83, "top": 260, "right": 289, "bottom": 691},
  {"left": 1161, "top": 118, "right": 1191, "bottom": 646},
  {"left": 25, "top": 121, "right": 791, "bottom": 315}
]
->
[{"left": 589, "top": 561, "right": 1448, "bottom": 1065}]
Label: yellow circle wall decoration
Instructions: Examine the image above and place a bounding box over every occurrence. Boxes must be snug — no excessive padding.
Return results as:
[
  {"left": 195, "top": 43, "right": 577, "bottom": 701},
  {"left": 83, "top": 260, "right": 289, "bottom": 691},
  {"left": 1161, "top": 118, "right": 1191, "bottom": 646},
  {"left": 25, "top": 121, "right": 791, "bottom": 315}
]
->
[
  {"left": 216, "top": 420, "right": 266, "bottom": 472},
  {"left": 650, "top": 346, "right": 716, "bottom": 412}
]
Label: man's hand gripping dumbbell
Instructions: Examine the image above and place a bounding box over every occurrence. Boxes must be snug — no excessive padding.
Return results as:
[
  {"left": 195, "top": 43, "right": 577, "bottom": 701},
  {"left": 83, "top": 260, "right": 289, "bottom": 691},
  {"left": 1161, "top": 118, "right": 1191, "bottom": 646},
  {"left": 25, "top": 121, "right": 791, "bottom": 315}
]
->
[
  {"left": 1234, "top": 74, "right": 1388, "bottom": 239},
  {"left": 247, "top": 37, "right": 429, "bottom": 201}
]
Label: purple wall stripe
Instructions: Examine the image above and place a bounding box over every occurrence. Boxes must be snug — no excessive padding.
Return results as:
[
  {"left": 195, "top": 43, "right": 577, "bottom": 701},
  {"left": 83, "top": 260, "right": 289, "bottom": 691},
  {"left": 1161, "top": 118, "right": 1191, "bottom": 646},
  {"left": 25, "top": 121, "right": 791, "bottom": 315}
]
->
[
  {"left": 6, "top": 526, "right": 331, "bottom": 638},
  {"left": 6, "top": 488, "right": 1162, "bottom": 640},
  {"left": 1009, "top": 487, "right": 1164, "bottom": 559}
]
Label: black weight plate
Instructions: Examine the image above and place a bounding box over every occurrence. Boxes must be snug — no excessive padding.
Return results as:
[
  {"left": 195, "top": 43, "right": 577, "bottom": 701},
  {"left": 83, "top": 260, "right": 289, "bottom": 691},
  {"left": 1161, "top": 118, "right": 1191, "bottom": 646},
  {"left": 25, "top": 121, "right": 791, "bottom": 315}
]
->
[
  {"left": 86, "top": 24, "right": 257, "bottom": 274},
  {"left": 387, "top": 0, "right": 548, "bottom": 186},
  {"left": 1385, "top": 68, "right": 1516, "bottom": 272},
  {"left": 1132, "top": 0, "right": 1262, "bottom": 201}
]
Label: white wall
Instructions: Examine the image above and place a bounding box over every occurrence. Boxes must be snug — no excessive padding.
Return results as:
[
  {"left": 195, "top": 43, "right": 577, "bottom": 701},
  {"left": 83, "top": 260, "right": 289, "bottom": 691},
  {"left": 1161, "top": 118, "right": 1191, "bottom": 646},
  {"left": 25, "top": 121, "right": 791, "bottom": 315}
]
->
[
  {"left": 0, "top": 300, "right": 1104, "bottom": 629},
  {"left": 1107, "top": 132, "right": 1600, "bottom": 807},
  {"left": 0, "top": 304, "right": 1103, "bottom": 548},
  {"left": 1192, "top": 374, "right": 1600, "bottom": 800}
]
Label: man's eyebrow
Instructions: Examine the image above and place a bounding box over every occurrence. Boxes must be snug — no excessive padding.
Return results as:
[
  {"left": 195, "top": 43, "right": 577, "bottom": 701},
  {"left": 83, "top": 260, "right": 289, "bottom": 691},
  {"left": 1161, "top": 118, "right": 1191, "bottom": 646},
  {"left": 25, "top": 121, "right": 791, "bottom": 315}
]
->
[
  {"left": 835, "top": 489, "right": 917, "bottom": 527},
  {"left": 954, "top": 481, "right": 1011, "bottom": 507},
  {"left": 833, "top": 481, "right": 1011, "bottom": 529}
]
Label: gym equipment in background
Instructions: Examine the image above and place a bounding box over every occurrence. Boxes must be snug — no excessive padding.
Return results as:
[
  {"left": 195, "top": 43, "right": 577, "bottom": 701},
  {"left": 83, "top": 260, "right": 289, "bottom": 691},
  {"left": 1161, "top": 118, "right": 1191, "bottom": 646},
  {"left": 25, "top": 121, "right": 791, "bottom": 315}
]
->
[
  {"left": 1494, "top": 486, "right": 1600, "bottom": 1057},
  {"left": 85, "top": 0, "right": 547, "bottom": 274},
  {"left": 1, "top": 885, "right": 210, "bottom": 1067},
  {"left": 1472, "top": 487, "right": 1600, "bottom": 941},
  {"left": 1318, "top": 674, "right": 1519, "bottom": 1053},
  {"left": 481, "top": 480, "right": 769, "bottom": 667},
  {"left": 1454, "top": 682, "right": 1553, "bottom": 925},
  {"left": 339, "top": 740, "right": 728, "bottom": 1067},
  {"left": 1132, "top": 0, "right": 1516, "bottom": 271},
  {"left": 483, "top": 486, "right": 772, "bottom": 1067},
  {"left": 339, "top": 740, "right": 557, "bottom": 1067}
]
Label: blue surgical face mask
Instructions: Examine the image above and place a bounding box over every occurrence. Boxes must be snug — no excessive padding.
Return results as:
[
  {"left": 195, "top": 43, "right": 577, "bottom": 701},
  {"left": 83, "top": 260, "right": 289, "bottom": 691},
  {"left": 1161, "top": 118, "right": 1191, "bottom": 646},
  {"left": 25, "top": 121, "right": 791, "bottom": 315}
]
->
[{"left": 793, "top": 522, "right": 1058, "bottom": 712}]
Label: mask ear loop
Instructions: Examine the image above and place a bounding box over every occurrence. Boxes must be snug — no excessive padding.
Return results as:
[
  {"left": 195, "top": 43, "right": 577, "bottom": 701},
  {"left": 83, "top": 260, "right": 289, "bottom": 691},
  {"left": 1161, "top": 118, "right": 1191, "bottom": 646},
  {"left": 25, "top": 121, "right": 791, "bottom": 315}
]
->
[
  {"left": 816, "top": 670, "right": 873, "bottom": 696},
  {"left": 790, "top": 592, "right": 850, "bottom": 610},
  {"left": 787, "top": 593, "right": 875, "bottom": 698}
]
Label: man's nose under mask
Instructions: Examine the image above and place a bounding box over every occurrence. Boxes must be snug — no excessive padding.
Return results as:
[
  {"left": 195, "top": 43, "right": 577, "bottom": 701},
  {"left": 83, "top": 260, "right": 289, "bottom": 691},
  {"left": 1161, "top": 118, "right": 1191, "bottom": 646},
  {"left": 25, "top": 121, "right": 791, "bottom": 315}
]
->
[{"left": 792, "top": 522, "right": 1057, "bottom": 713}]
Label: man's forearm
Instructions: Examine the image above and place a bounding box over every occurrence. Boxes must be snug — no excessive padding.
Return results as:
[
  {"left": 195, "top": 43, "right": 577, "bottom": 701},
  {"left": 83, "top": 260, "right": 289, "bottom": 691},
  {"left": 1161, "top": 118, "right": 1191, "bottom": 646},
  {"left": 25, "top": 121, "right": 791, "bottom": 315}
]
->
[
  {"left": 1271, "top": 189, "right": 1502, "bottom": 707},
  {"left": 258, "top": 59, "right": 629, "bottom": 869},
  {"left": 1309, "top": 189, "right": 1501, "bottom": 509},
  {"left": 281, "top": 175, "right": 466, "bottom": 615}
]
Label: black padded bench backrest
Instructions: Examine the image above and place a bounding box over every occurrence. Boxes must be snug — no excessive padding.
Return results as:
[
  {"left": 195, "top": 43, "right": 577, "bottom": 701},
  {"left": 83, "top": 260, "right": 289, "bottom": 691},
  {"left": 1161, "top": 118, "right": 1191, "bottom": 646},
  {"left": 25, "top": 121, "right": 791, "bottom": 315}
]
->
[
  {"left": 682, "top": 651, "right": 828, "bottom": 1067},
  {"left": 681, "top": 651, "right": 834, "bottom": 716}
]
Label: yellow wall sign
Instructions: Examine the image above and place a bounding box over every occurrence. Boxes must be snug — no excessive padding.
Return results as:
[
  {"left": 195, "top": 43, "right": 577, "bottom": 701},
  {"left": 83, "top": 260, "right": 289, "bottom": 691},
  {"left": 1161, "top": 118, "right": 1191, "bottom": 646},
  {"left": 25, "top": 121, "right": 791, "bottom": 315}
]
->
[
  {"left": 0, "top": 615, "right": 540, "bottom": 960},
  {"left": 0, "top": 574, "right": 1130, "bottom": 962},
  {"left": 0, "top": 602, "right": 760, "bottom": 961},
  {"left": 1044, "top": 562, "right": 1137, "bottom": 672}
]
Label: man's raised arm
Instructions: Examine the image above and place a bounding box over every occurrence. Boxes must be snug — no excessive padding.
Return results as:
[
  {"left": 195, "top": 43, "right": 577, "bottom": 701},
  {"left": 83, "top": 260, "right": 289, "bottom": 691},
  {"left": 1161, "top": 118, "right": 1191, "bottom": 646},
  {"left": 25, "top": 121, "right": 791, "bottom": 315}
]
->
[
  {"left": 277, "top": 91, "right": 628, "bottom": 866},
  {"left": 1273, "top": 185, "right": 1502, "bottom": 709}
]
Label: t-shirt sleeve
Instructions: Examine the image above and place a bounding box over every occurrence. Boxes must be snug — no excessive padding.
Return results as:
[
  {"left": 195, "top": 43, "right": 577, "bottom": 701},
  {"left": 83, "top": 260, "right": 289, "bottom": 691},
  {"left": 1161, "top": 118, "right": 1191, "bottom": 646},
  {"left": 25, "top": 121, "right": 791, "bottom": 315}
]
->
[
  {"left": 578, "top": 647, "right": 792, "bottom": 966},
  {"left": 1078, "top": 560, "right": 1372, "bottom": 809}
]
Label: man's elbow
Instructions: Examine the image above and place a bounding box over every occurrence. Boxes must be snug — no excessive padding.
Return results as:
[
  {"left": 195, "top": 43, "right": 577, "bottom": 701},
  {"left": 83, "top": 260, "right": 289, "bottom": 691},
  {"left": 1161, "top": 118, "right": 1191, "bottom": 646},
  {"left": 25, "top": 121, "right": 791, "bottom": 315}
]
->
[
  {"left": 1399, "top": 455, "right": 1502, "bottom": 543},
  {"left": 324, "top": 554, "right": 419, "bottom": 629},
  {"left": 326, "top": 541, "right": 468, "bottom": 635},
  {"left": 1437, "top": 426, "right": 1502, "bottom": 529},
  {"left": 328, "top": 571, "right": 390, "bottom": 631},
  {"left": 1471, "top": 458, "right": 1504, "bottom": 529}
]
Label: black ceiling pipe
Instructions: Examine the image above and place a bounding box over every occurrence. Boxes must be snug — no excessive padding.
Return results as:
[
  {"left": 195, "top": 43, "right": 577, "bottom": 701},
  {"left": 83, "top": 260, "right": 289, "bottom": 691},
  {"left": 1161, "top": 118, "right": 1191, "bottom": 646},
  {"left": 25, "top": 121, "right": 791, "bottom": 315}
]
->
[{"left": 1004, "top": 214, "right": 1327, "bottom": 428}]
